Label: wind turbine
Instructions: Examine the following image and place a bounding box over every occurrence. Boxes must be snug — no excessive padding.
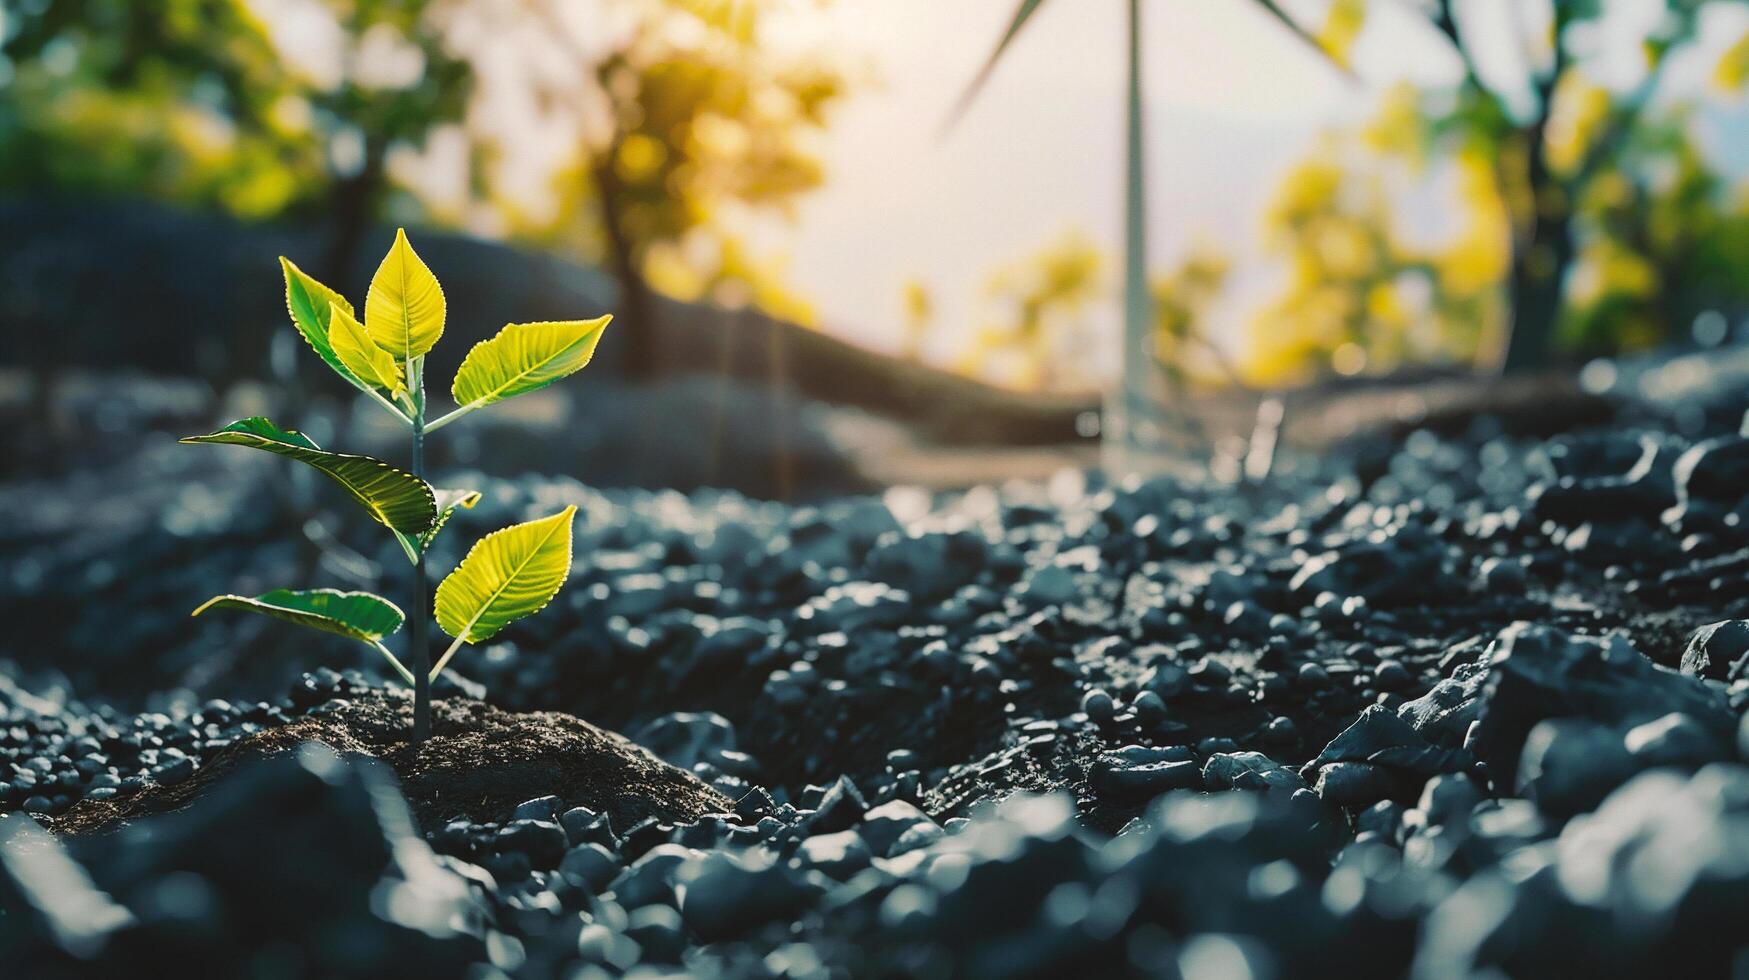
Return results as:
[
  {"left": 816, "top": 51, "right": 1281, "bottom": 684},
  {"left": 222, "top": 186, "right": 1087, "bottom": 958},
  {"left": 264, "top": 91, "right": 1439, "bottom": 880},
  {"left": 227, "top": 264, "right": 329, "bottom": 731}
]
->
[{"left": 950, "top": 0, "right": 1343, "bottom": 463}]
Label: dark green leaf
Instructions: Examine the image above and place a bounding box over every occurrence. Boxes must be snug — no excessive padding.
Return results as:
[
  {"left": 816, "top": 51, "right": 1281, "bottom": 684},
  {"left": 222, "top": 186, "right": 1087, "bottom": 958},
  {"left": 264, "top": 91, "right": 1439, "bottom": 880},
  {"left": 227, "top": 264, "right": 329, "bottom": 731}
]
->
[
  {"left": 181, "top": 417, "right": 436, "bottom": 535},
  {"left": 192, "top": 588, "right": 404, "bottom": 642}
]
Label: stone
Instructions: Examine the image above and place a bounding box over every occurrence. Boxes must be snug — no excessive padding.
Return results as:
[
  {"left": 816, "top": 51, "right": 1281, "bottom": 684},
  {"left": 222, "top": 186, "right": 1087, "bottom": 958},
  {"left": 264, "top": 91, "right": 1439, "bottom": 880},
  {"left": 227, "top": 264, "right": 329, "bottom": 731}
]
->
[
  {"left": 796, "top": 830, "right": 872, "bottom": 880},
  {"left": 858, "top": 800, "right": 935, "bottom": 857},
  {"left": 1678, "top": 620, "right": 1749, "bottom": 681},
  {"left": 631, "top": 712, "right": 739, "bottom": 773},
  {"left": 677, "top": 852, "right": 825, "bottom": 943},
  {"left": 1314, "top": 762, "right": 1397, "bottom": 808}
]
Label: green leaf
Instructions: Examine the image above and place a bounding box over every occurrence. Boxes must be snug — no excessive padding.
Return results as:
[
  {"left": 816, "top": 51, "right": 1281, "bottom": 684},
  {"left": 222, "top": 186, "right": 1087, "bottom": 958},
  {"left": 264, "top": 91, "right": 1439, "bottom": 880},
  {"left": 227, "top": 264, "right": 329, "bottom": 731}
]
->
[
  {"left": 281, "top": 256, "right": 365, "bottom": 389},
  {"left": 365, "top": 227, "right": 445, "bottom": 360},
  {"left": 451, "top": 316, "right": 612, "bottom": 409},
  {"left": 181, "top": 417, "right": 436, "bottom": 535},
  {"left": 329, "top": 302, "right": 407, "bottom": 399},
  {"left": 435, "top": 506, "right": 576, "bottom": 644},
  {"left": 192, "top": 588, "right": 404, "bottom": 642},
  {"left": 420, "top": 487, "right": 483, "bottom": 551}
]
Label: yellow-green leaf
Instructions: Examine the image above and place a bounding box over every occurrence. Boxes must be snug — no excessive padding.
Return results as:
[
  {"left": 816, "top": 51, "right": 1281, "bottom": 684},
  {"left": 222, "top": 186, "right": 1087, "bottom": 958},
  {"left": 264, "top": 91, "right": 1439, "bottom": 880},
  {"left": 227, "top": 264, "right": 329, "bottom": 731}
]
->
[
  {"left": 365, "top": 228, "right": 445, "bottom": 359},
  {"left": 435, "top": 506, "right": 576, "bottom": 644},
  {"left": 281, "top": 256, "right": 364, "bottom": 389},
  {"left": 451, "top": 316, "right": 613, "bottom": 409},
  {"left": 181, "top": 417, "right": 436, "bottom": 535},
  {"left": 193, "top": 588, "right": 404, "bottom": 642},
  {"left": 420, "top": 487, "right": 484, "bottom": 551},
  {"left": 329, "top": 302, "right": 406, "bottom": 399}
]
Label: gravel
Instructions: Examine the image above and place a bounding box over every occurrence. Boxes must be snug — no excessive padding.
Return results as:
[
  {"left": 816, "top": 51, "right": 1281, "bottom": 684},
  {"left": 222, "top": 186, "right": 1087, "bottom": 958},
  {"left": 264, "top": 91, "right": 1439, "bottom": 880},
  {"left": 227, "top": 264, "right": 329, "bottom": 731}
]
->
[{"left": 5, "top": 392, "right": 1749, "bottom": 975}]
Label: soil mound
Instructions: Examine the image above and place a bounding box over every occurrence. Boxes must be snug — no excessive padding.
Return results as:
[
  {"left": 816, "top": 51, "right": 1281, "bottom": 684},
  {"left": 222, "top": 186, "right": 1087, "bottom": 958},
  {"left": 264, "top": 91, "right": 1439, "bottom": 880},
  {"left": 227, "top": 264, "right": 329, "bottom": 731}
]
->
[{"left": 52, "top": 692, "right": 733, "bottom": 836}]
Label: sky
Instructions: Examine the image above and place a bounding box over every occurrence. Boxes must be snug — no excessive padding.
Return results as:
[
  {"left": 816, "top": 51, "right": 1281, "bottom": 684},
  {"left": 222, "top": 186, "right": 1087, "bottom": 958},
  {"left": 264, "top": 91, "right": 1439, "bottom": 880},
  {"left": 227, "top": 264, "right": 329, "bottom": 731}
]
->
[
  {"left": 742, "top": 0, "right": 1749, "bottom": 381},
  {"left": 366, "top": 0, "right": 1749, "bottom": 385},
  {"left": 744, "top": 0, "right": 1455, "bottom": 376}
]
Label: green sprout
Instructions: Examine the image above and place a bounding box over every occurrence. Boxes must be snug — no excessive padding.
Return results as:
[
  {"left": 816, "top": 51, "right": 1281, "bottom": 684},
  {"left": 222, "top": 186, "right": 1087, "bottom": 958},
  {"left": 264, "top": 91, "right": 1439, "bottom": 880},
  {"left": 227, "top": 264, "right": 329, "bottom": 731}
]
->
[{"left": 185, "top": 229, "right": 611, "bottom": 741}]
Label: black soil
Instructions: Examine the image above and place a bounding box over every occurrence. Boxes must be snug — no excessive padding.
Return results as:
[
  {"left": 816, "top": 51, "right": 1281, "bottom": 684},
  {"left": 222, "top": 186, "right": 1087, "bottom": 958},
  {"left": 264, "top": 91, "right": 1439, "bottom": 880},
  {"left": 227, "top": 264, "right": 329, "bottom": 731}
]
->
[{"left": 50, "top": 692, "right": 732, "bottom": 836}]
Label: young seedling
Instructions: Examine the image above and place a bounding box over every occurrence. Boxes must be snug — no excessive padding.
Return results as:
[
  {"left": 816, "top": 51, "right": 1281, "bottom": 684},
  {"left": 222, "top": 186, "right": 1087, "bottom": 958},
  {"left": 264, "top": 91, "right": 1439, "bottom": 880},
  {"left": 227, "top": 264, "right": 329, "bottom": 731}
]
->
[{"left": 185, "top": 229, "right": 611, "bottom": 741}]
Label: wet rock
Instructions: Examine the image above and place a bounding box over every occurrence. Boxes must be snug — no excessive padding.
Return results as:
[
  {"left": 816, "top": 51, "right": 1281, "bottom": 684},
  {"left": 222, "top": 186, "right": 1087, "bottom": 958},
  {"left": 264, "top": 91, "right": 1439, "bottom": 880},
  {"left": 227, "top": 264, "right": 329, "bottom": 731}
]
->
[
  {"left": 558, "top": 843, "right": 621, "bottom": 892},
  {"left": 496, "top": 819, "right": 567, "bottom": 868},
  {"left": 858, "top": 800, "right": 936, "bottom": 857},
  {"left": 1671, "top": 435, "right": 1749, "bottom": 506},
  {"left": 1679, "top": 620, "right": 1749, "bottom": 681},
  {"left": 1314, "top": 704, "right": 1473, "bottom": 777},
  {"left": 3, "top": 747, "right": 484, "bottom": 977},
  {"left": 807, "top": 776, "right": 867, "bottom": 834},
  {"left": 1201, "top": 752, "right": 1303, "bottom": 794},
  {"left": 1622, "top": 712, "right": 1730, "bottom": 769},
  {"left": 1315, "top": 762, "right": 1398, "bottom": 808},
  {"left": 1515, "top": 719, "right": 1638, "bottom": 819},
  {"left": 677, "top": 851, "right": 825, "bottom": 942},
  {"left": 1464, "top": 624, "right": 1736, "bottom": 790},
  {"left": 630, "top": 712, "right": 739, "bottom": 772},
  {"left": 796, "top": 830, "right": 871, "bottom": 880},
  {"left": 1093, "top": 753, "right": 1203, "bottom": 802}
]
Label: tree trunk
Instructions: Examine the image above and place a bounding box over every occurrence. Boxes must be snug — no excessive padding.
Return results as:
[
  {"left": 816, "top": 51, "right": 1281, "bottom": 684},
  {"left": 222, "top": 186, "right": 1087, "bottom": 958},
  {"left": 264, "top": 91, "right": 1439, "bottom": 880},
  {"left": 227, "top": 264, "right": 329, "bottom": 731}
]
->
[
  {"left": 1494, "top": 69, "right": 1577, "bottom": 378},
  {"left": 322, "top": 145, "right": 386, "bottom": 293},
  {"left": 1499, "top": 200, "right": 1575, "bottom": 375},
  {"left": 594, "top": 159, "right": 660, "bottom": 382}
]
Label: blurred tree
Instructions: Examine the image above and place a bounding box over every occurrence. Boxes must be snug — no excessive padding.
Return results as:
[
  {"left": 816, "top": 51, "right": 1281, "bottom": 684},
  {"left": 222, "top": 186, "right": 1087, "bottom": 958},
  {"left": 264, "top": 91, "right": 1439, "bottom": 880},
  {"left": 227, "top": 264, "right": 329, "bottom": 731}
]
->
[
  {"left": 0, "top": 0, "right": 470, "bottom": 289},
  {"left": 954, "top": 0, "right": 1344, "bottom": 448},
  {"left": 0, "top": 0, "right": 845, "bottom": 381},
  {"left": 1257, "top": 0, "right": 1749, "bottom": 374},
  {"left": 959, "top": 231, "right": 1103, "bottom": 390},
  {"left": 490, "top": 0, "right": 848, "bottom": 379},
  {"left": 1561, "top": 110, "right": 1749, "bottom": 357},
  {"left": 1151, "top": 244, "right": 1241, "bottom": 388},
  {"left": 1247, "top": 123, "right": 1506, "bottom": 384}
]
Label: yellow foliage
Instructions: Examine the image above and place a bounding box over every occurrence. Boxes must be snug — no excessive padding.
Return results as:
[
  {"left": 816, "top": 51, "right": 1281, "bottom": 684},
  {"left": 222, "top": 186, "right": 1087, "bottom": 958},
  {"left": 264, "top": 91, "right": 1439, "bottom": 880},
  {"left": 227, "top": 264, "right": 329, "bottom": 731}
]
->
[
  {"left": 1545, "top": 76, "right": 1611, "bottom": 176},
  {"left": 1715, "top": 29, "right": 1749, "bottom": 91},
  {"left": 1363, "top": 83, "right": 1425, "bottom": 165},
  {"left": 1150, "top": 245, "right": 1233, "bottom": 386},
  {"left": 1245, "top": 97, "right": 1511, "bottom": 384},
  {"left": 1438, "top": 152, "right": 1511, "bottom": 295},
  {"left": 964, "top": 231, "right": 1104, "bottom": 390},
  {"left": 1317, "top": 0, "right": 1368, "bottom": 68}
]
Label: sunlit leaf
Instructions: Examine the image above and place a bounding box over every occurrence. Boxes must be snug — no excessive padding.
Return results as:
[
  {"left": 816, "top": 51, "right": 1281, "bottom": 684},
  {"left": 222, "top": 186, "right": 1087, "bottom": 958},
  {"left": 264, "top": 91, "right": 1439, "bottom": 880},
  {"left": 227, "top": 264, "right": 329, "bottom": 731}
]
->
[
  {"left": 192, "top": 588, "right": 403, "bottom": 642},
  {"left": 435, "top": 506, "right": 576, "bottom": 644},
  {"left": 181, "top": 417, "right": 436, "bottom": 535},
  {"left": 329, "top": 302, "right": 406, "bottom": 399},
  {"left": 365, "top": 227, "right": 445, "bottom": 360},
  {"left": 420, "top": 487, "right": 484, "bottom": 551},
  {"left": 281, "top": 256, "right": 364, "bottom": 389},
  {"left": 451, "top": 316, "right": 612, "bottom": 410}
]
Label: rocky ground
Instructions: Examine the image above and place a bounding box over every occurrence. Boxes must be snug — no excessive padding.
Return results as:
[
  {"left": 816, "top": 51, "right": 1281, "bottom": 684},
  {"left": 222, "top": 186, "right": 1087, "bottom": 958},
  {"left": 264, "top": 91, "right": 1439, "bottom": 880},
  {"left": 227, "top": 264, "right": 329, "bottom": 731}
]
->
[{"left": 5, "top": 371, "right": 1749, "bottom": 977}]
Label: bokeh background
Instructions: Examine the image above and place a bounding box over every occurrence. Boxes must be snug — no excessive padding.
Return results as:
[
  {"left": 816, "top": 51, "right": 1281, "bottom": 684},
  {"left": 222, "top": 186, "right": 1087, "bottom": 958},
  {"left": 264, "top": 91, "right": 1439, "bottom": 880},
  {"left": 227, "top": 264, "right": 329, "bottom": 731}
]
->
[
  {"left": 9, "top": 2, "right": 1749, "bottom": 476},
  {"left": 5, "top": 0, "right": 1749, "bottom": 699}
]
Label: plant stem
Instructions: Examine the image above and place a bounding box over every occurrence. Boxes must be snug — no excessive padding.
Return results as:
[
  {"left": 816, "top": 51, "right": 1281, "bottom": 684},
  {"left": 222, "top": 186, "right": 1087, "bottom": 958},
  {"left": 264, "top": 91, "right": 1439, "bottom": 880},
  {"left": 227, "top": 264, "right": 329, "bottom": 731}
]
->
[
  {"left": 409, "top": 357, "right": 432, "bottom": 742},
  {"left": 363, "top": 385, "right": 413, "bottom": 424},
  {"left": 371, "top": 640, "right": 416, "bottom": 687},
  {"left": 430, "top": 630, "right": 469, "bottom": 683},
  {"left": 422, "top": 401, "right": 477, "bottom": 434}
]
